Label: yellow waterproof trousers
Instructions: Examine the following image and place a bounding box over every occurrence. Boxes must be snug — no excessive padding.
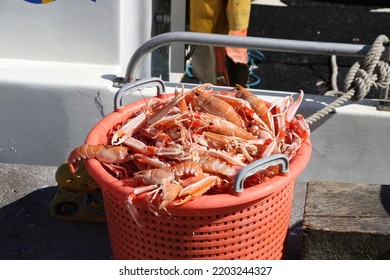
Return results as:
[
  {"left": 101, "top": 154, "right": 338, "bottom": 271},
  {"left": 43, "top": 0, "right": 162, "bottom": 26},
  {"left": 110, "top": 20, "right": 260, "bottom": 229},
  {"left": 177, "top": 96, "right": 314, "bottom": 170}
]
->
[{"left": 189, "top": 0, "right": 251, "bottom": 85}]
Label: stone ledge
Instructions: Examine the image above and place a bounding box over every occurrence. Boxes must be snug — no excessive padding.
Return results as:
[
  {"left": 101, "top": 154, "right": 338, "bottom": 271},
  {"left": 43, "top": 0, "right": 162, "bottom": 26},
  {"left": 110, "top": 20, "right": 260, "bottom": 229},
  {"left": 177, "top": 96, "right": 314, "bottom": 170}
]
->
[{"left": 302, "top": 181, "right": 390, "bottom": 259}]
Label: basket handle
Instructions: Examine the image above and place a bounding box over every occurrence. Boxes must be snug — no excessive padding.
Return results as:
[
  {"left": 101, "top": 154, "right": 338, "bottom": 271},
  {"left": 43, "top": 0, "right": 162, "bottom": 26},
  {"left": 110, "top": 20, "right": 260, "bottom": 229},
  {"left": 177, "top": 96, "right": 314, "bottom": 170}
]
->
[
  {"left": 114, "top": 78, "right": 166, "bottom": 111},
  {"left": 233, "top": 154, "right": 289, "bottom": 193}
]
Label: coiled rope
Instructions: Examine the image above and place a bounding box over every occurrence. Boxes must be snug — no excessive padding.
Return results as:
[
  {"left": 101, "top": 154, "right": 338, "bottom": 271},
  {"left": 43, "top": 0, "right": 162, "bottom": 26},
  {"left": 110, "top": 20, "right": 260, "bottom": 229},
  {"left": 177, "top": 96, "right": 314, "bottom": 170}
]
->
[{"left": 305, "top": 34, "right": 390, "bottom": 126}]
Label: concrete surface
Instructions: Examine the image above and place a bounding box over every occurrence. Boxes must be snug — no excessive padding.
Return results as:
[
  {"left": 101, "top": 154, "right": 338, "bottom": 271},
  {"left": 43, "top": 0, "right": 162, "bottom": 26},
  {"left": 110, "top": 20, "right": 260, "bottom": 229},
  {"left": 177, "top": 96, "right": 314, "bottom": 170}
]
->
[
  {"left": 0, "top": 162, "right": 307, "bottom": 260},
  {"left": 0, "top": 163, "right": 112, "bottom": 260}
]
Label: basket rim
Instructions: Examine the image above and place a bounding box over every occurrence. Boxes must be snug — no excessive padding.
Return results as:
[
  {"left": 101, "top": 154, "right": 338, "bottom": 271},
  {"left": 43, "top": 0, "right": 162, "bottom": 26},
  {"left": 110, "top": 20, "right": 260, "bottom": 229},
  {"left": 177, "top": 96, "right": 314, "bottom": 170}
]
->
[{"left": 84, "top": 94, "right": 312, "bottom": 211}]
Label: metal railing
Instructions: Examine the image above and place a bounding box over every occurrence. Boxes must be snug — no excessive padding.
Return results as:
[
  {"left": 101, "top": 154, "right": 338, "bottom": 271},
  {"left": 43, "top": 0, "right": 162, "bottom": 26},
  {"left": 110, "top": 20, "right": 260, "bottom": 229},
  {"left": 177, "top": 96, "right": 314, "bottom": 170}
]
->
[{"left": 125, "top": 31, "right": 375, "bottom": 83}]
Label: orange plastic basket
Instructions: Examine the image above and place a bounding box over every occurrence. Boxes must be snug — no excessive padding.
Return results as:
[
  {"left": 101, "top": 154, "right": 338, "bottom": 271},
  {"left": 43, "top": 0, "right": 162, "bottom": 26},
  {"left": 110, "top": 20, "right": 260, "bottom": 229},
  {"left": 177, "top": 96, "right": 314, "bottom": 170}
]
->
[{"left": 84, "top": 90, "right": 312, "bottom": 260}]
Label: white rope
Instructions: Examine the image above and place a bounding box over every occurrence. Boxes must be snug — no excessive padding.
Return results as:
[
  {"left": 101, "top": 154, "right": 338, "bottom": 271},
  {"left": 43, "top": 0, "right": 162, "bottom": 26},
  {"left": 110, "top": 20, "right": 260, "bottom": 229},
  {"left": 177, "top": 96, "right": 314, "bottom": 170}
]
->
[{"left": 306, "top": 35, "right": 390, "bottom": 126}]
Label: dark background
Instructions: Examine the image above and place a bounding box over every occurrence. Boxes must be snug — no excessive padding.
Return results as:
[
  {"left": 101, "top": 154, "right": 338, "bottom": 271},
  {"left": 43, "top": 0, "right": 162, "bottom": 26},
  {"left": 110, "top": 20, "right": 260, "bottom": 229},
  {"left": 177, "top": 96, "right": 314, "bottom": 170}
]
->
[
  {"left": 180, "top": 0, "right": 390, "bottom": 97},
  {"left": 247, "top": 0, "right": 390, "bottom": 95}
]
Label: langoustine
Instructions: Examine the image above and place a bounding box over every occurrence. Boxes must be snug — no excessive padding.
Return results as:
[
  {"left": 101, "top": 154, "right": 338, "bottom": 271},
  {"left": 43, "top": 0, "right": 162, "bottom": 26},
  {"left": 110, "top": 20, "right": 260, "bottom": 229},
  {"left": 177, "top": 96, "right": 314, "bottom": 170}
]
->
[{"left": 67, "top": 84, "right": 310, "bottom": 220}]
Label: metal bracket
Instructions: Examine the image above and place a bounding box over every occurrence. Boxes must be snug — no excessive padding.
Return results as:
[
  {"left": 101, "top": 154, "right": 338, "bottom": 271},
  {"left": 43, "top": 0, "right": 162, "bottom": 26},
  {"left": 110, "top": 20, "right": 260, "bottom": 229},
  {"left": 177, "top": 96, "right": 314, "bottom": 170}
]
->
[
  {"left": 233, "top": 154, "right": 289, "bottom": 193},
  {"left": 377, "top": 99, "right": 390, "bottom": 111},
  {"left": 113, "top": 78, "right": 166, "bottom": 111},
  {"left": 112, "top": 77, "right": 128, "bottom": 88}
]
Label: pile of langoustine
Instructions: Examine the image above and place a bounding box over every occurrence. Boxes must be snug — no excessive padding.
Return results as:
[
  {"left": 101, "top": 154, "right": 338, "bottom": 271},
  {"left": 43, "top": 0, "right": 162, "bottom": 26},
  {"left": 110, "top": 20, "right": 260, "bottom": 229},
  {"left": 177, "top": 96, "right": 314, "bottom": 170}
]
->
[{"left": 68, "top": 84, "right": 310, "bottom": 214}]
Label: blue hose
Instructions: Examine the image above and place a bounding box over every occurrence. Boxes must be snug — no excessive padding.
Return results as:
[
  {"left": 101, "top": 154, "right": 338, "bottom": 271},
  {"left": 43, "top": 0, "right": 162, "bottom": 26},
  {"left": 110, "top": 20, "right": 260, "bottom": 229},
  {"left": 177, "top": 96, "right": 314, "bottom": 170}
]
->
[{"left": 247, "top": 49, "right": 265, "bottom": 88}]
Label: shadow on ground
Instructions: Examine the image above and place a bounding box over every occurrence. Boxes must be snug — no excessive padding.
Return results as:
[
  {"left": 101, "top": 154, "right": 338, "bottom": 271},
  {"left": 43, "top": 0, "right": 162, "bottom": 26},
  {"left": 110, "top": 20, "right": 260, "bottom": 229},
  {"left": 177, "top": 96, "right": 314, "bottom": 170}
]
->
[
  {"left": 0, "top": 186, "right": 112, "bottom": 260},
  {"left": 1, "top": 185, "right": 305, "bottom": 260}
]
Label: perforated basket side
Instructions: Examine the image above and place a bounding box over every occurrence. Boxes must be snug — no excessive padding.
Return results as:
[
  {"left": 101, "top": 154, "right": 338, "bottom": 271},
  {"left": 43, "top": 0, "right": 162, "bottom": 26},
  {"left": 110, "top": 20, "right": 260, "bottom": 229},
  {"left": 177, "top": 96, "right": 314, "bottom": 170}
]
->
[{"left": 102, "top": 180, "right": 294, "bottom": 260}]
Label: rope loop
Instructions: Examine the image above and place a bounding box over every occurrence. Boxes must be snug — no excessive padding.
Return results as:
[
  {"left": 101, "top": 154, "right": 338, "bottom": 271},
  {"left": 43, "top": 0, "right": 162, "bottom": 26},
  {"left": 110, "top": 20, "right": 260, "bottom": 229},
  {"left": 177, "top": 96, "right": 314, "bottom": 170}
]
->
[
  {"left": 306, "top": 35, "right": 390, "bottom": 126},
  {"left": 344, "top": 34, "right": 390, "bottom": 101},
  {"left": 376, "top": 60, "right": 390, "bottom": 90}
]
